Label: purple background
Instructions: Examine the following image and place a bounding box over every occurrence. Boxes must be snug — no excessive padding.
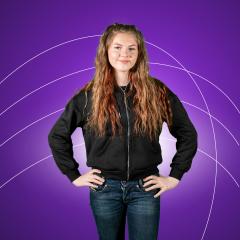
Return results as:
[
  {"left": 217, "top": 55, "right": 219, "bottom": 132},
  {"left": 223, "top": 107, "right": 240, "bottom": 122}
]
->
[{"left": 0, "top": 1, "right": 239, "bottom": 239}]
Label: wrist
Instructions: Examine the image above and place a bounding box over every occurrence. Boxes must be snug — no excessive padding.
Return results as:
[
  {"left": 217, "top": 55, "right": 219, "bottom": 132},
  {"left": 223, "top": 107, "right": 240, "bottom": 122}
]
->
[{"left": 168, "top": 176, "right": 180, "bottom": 184}]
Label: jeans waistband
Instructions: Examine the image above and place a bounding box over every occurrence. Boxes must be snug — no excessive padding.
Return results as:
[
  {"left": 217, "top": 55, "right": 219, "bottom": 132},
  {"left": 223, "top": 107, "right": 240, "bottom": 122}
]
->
[{"left": 102, "top": 172, "right": 160, "bottom": 186}]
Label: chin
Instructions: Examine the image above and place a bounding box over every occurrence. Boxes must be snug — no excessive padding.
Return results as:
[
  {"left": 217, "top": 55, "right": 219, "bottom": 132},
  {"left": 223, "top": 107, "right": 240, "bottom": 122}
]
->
[
  {"left": 116, "top": 65, "right": 133, "bottom": 71},
  {"left": 116, "top": 67, "right": 131, "bottom": 72}
]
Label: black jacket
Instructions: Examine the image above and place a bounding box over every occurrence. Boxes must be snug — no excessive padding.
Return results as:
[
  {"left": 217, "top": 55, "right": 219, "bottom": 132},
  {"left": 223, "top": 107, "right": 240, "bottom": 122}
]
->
[{"left": 48, "top": 79, "right": 198, "bottom": 183}]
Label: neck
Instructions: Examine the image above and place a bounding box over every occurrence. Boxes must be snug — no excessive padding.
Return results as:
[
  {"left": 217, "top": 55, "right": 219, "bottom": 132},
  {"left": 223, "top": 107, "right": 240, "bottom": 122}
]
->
[{"left": 115, "top": 71, "right": 130, "bottom": 86}]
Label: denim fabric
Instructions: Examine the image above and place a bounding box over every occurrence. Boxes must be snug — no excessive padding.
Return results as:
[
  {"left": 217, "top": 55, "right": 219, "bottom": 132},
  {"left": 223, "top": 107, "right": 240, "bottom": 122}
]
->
[{"left": 89, "top": 174, "right": 161, "bottom": 240}]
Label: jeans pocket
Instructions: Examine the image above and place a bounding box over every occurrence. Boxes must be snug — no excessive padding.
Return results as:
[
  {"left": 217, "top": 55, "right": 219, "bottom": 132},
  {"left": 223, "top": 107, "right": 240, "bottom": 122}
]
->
[
  {"left": 137, "top": 174, "right": 160, "bottom": 195},
  {"left": 89, "top": 180, "right": 108, "bottom": 193}
]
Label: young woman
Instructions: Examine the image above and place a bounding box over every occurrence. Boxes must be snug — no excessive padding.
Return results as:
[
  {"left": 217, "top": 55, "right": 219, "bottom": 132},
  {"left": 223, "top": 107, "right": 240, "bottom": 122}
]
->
[{"left": 48, "top": 23, "right": 198, "bottom": 240}]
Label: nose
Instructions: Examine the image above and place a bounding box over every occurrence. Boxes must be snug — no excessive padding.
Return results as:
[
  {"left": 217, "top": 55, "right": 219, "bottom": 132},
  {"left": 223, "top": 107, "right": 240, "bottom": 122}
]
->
[{"left": 120, "top": 48, "right": 130, "bottom": 57}]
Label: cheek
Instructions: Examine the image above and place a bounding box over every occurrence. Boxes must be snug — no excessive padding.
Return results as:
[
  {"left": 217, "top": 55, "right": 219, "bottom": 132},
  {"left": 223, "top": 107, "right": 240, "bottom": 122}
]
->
[
  {"left": 111, "top": 50, "right": 119, "bottom": 57},
  {"left": 108, "top": 53, "right": 118, "bottom": 66},
  {"left": 135, "top": 52, "right": 139, "bottom": 59},
  {"left": 132, "top": 55, "right": 138, "bottom": 64},
  {"left": 109, "top": 52, "right": 119, "bottom": 62}
]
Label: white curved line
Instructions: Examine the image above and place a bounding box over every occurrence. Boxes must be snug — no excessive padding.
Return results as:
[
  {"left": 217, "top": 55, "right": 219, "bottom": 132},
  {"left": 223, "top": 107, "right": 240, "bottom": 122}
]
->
[
  {"left": 0, "top": 108, "right": 64, "bottom": 147},
  {"left": 0, "top": 143, "right": 85, "bottom": 189},
  {"left": 0, "top": 35, "right": 101, "bottom": 86},
  {"left": 0, "top": 34, "right": 235, "bottom": 238},
  {"left": 162, "top": 137, "right": 239, "bottom": 188},
  {"left": 196, "top": 148, "right": 239, "bottom": 188},
  {"left": 0, "top": 145, "right": 238, "bottom": 191},
  {"left": 0, "top": 35, "right": 237, "bottom": 117},
  {"left": 146, "top": 40, "right": 218, "bottom": 240},
  {"left": 1, "top": 63, "right": 238, "bottom": 122},
  {"left": 150, "top": 62, "right": 240, "bottom": 114},
  {"left": 0, "top": 102, "right": 238, "bottom": 149},
  {"left": 0, "top": 106, "right": 238, "bottom": 190},
  {"left": 0, "top": 67, "right": 95, "bottom": 117},
  {"left": 182, "top": 101, "right": 239, "bottom": 146}
]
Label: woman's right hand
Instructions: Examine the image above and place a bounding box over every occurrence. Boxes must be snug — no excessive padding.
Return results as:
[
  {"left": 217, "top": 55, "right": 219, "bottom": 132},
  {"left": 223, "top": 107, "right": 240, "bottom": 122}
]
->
[{"left": 72, "top": 169, "right": 105, "bottom": 188}]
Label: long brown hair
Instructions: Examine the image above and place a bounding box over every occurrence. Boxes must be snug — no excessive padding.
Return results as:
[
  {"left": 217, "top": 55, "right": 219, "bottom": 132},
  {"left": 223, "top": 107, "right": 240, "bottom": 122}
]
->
[{"left": 80, "top": 23, "right": 173, "bottom": 141}]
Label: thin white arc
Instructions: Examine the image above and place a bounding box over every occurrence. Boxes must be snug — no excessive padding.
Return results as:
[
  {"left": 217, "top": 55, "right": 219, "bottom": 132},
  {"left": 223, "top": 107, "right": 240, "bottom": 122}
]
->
[
  {"left": 0, "top": 33, "right": 229, "bottom": 238},
  {"left": 0, "top": 155, "right": 50, "bottom": 189},
  {"left": 0, "top": 33, "right": 237, "bottom": 117},
  {"left": 162, "top": 137, "right": 239, "bottom": 188},
  {"left": 0, "top": 35, "right": 102, "bottom": 86},
  {"left": 196, "top": 148, "right": 239, "bottom": 188},
  {"left": 182, "top": 101, "right": 239, "bottom": 146},
  {"left": 1, "top": 64, "right": 239, "bottom": 119},
  {"left": 150, "top": 62, "right": 240, "bottom": 114},
  {"left": 0, "top": 108, "right": 64, "bottom": 147},
  {"left": 0, "top": 144, "right": 238, "bottom": 190},
  {"left": 146, "top": 40, "right": 218, "bottom": 240},
  {"left": 0, "top": 101, "right": 238, "bottom": 148},
  {"left": 0, "top": 143, "right": 85, "bottom": 189},
  {"left": 0, "top": 67, "right": 95, "bottom": 117},
  {"left": 0, "top": 105, "right": 238, "bottom": 188}
]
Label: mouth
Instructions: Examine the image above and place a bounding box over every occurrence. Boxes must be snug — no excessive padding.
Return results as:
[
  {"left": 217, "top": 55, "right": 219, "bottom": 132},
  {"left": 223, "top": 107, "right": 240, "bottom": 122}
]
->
[{"left": 119, "top": 60, "right": 130, "bottom": 64}]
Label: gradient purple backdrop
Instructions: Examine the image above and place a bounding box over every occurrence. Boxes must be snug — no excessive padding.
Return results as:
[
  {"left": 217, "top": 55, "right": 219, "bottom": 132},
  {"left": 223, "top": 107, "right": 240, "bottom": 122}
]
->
[{"left": 0, "top": 1, "right": 239, "bottom": 239}]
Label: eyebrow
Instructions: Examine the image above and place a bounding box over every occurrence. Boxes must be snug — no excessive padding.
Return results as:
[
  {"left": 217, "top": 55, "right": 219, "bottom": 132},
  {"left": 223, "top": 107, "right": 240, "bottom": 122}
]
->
[{"left": 113, "top": 43, "right": 137, "bottom": 47}]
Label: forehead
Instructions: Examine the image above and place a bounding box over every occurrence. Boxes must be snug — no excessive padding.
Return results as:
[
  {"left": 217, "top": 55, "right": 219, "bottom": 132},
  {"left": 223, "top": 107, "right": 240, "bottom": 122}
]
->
[{"left": 110, "top": 32, "right": 137, "bottom": 46}]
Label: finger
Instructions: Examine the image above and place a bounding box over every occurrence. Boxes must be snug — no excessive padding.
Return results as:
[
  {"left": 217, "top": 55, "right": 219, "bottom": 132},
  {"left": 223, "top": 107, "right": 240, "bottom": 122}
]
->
[
  {"left": 143, "top": 180, "right": 153, "bottom": 187},
  {"left": 92, "top": 169, "right": 102, "bottom": 174},
  {"left": 145, "top": 184, "right": 158, "bottom": 191},
  {"left": 91, "top": 179, "right": 104, "bottom": 185},
  {"left": 154, "top": 188, "right": 167, "bottom": 198},
  {"left": 145, "top": 183, "right": 166, "bottom": 191},
  {"left": 143, "top": 175, "right": 153, "bottom": 181},
  {"left": 143, "top": 179, "right": 158, "bottom": 187},
  {"left": 143, "top": 181, "right": 154, "bottom": 187},
  {"left": 93, "top": 175, "right": 105, "bottom": 182},
  {"left": 89, "top": 183, "right": 99, "bottom": 188}
]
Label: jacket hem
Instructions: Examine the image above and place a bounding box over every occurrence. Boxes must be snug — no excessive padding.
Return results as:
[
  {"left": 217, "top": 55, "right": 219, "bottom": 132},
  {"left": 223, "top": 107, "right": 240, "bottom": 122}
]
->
[{"left": 98, "top": 166, "right": 160, "bottom": 181}]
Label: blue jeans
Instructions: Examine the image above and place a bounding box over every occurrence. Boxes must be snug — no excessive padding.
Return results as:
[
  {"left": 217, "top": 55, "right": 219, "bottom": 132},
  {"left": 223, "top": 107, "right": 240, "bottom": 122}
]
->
[{"left": 89, "top": 173, "right": 161, "bottom": 240}]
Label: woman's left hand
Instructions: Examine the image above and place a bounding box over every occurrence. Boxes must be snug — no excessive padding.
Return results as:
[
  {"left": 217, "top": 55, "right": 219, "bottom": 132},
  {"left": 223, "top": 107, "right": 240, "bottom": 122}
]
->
[{"left": 143, "top": 175, "right": 180, "bottom": 198}]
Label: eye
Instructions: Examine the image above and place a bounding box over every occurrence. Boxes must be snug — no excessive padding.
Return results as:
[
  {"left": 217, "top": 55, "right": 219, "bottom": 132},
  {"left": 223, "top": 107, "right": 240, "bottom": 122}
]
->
[
  {"left": 114, "top": 46, "right": 121, "bottom": 49},
  {"left": 129, "top": 48, "right": 136, "bottom": 51}
]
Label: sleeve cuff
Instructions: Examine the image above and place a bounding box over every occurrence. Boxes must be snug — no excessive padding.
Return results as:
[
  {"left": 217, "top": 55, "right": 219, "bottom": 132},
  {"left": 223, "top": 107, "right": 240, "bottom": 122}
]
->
[
  {"left": 65, "top": 169, "right": 81, "bottom": 182},
  {"left": 169, "top": 168, "right": 185, "bottom": 181}
]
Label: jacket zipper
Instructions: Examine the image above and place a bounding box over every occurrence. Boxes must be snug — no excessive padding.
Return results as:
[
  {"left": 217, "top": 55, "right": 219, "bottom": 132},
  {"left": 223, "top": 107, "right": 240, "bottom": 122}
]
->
[{"left": 123, "top": 92, "right": 130, "bottom": 180}]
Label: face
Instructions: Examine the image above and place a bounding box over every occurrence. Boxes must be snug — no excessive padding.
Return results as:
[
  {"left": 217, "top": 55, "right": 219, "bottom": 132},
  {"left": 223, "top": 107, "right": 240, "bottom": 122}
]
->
[{"left": 107, "top": 32, "right": 138, "bottom": 73}]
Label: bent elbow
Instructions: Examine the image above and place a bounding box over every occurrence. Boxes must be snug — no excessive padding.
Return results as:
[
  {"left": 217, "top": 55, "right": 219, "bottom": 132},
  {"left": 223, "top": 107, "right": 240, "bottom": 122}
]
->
[
  {"left": 193, "top": 127, "right": 198, "bottom": 142},
  {"left": 48, "top": 127, "right": 56, "bottom": 147},
  {"left": 191, "top": 127, "right": 198, "bottom": 151}
]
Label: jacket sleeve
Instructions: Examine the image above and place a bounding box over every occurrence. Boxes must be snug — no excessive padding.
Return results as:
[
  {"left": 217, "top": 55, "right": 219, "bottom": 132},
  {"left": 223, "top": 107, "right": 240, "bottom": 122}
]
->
[
  {"left": 167, "top": 89, "right": 198, "bottom": 181},
  {"left": 48, "top": 90, "right": 86, "bottom": 183}
]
